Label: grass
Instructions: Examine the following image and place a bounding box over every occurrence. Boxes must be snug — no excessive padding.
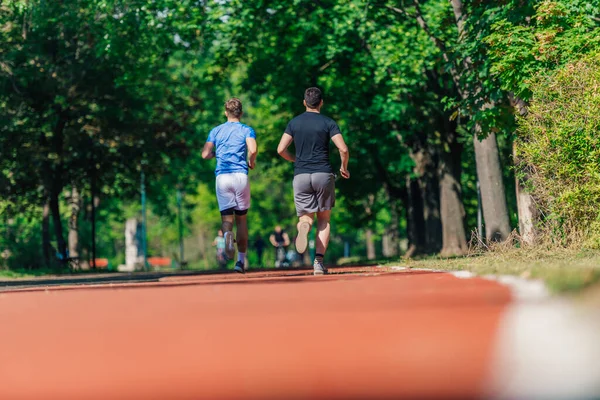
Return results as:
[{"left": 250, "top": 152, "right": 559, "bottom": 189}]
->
[
  {"left": 0, "top": 265, "right": 117, "bottom": 280},
  {"left": 0, "top": 269, "right": 39, "bottom": 280},
  {"left": 387, "top": 248, "right": 600, "bottom": 294}
]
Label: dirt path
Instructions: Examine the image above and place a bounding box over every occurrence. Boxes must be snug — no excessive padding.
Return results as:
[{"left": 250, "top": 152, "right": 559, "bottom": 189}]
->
[{"left": 0, "top": 268, "right": 511, "bottom": 399}]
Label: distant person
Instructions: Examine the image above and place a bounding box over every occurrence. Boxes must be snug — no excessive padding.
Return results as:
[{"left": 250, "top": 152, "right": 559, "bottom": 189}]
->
[
  {"left": 212, "top": 230, "right": 227, "bottom": 269},
  {"left": 203, "top": 98, "right": 258, "bottom": 274},
  {"left": 269, "top": 225, "right": 290, "bottom": 268},
  {"left": 277, "top": 87, "right": 350, "bottom": 275},
  {"left": 254, "top": 235, "right": 266, "bottom": 266}
]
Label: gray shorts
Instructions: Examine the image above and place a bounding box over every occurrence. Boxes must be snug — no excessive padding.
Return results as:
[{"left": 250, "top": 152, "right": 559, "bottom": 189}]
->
[{"left": 293, "top": 173, "right": 336, "bottom": 216}]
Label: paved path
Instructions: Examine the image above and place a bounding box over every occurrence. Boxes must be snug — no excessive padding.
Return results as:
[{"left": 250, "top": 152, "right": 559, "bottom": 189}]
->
[{"left": 0, "top": 267, "right": 597, "bottom": 399}]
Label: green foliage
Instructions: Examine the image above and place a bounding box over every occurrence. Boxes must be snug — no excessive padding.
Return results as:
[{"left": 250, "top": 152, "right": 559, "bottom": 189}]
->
[
  {"left": 517, "top": 53, "right": 600, "bottom": 245},
  {"left": 487, "top": 0, "right": 600, "bottom": 101},
  {"left": 0, "top": 0, "right": 222, "bottom": 211},
  {"left": 0, "top": 214, "right": 44, "bottom": 270},
  {"left": 2, "top": 0, "right": 599, "bottom": 274}
]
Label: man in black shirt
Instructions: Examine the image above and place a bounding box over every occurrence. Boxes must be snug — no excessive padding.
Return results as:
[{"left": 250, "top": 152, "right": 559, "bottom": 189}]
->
[
  {"left": 277, "top": 87, "right": 350, "bottom": 275},
  {"left": 269, "top": 225, "right": 291, "bottom": 268}
]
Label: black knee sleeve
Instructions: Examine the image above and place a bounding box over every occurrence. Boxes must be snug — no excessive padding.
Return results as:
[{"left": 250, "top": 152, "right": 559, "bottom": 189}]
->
[{"left": 220, "top": 207, "right": 235, "bottom": 216}]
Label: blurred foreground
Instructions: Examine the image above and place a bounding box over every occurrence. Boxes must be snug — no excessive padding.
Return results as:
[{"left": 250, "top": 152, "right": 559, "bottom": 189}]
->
[{"left": 1, "top": 266, "right": 598, "bottom": 399}]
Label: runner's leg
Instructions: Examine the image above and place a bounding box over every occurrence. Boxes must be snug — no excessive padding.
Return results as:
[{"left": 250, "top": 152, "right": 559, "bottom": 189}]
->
[
  {"left": 221, "top": 214, "right": 235, "bottom": 260},
  {"left": 233, "top": 213, "right": 248, "bottom": 273},
  {"left": 313, "top": 210, "right": 331, "bottom": 275},
  {"left": 235, "top": 214, "right": 248, "bottom": 253},
  {"left": 293, "top": 174, "right": 317, "bottom": 254},
  {"left": 315, "top": 210, "right": 331, "bottom": 256},
  {"left": 233, "top": 174, "right": 250, "bottom": 272},
  {"left": 221, "top": 217, "right": 234, "bottom": 235},
  {"left": 216, "top": 174, "right": 237, "bottom": 260}
]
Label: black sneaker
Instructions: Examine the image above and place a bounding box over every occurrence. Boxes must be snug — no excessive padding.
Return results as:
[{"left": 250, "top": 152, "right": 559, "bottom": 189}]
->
[
  {"left": 313, "top": 260, "right": 328, "bottom": 275},
  {"left": 234, "top": 261, "right": 245, "bottom": 274}
]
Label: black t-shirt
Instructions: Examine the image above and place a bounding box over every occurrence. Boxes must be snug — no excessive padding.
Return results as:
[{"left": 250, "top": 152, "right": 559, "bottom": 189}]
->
[
  {"left": 273, "top": 230, "right": 286, "bottom": 246},
  {"left": 285, "top": 112, "right": 342, "bottom": 175}
]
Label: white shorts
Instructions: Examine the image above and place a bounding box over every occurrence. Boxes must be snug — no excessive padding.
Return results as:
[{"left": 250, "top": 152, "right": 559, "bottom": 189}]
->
[{"left": 216, "top": 173, "right": 251, "bottom": 213}]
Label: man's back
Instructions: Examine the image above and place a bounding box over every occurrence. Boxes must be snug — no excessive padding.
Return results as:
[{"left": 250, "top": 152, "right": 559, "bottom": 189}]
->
[
  {"left": 276, "top": 87, "right": 350, "bottom": 275},
  {"left": 285, "top": 112, "right": 341, "bottom": 175},
  {"left": 207, "top": 122, "right": 255, "bottom": 176}
]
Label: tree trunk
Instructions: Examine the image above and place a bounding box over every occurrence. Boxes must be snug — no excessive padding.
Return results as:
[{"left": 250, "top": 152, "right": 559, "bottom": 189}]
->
[
  {"left": 50, "top": 189, "right": 67, "bottom": 261},
  {"left": 42, "top": 199, "right": 51, "bottom": 268},
  {"left": 450, "top": 0, "right": 466, "bottom": 35},
  {"left": 510, "top": 95, "right": 537, "bottom": 245},
  {"left": 381, "top": 202, "right": 400, "bottom": 258},
  {"left": 450, "top": 0, "right": 512, "bottom": 242},
  {"left": 513, "top": 143, "right": 537, "bottom": 245},
  {"left": 45, "top": 112, "right": 68, "bottom": 262},
  {"left": 439, "top": 122, "right": 468, "bottom": 257},
  {"left": 402, "top": 0, "right": 513, "bottom": 246},
  {"left": 515, "top": 177, "right": 536, "bottom": 245},
  {"left": 124, "top": 218, "right": 142, "bottom": 272},
  {"left": 382, "top": 232, "right": 398, "bottom": 258},
  {"left": 439, "top": 154, "right": 468, "bottom": 256},
  {"left": 410, "top": 146, "right": 442, "bottom": 254},
  {"left": 420, "top": 168, "right": 442, "bottom": 253},
  {"left": 68, "top": 186, "right": 81, "bottom": 263},
  {"left": 473, "top": 129, "right": 512, "bottom": 242},
  {"left": 91, "top": 192, "right": 99, "bottom": 269},
  {"left": 405, "top": 177, "right": 426, "bottom": 257},
  {"left": 365, "top": 229, "right": 376, "bottom": 260}
]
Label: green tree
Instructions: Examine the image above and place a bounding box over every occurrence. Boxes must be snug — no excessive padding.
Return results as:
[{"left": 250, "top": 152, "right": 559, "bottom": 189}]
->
[{"left": 0, "top": 0, "right": 222, "bottom": 266}]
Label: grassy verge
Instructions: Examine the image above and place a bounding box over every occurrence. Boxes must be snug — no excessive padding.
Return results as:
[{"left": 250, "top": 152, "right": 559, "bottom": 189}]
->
[
  {"left": 0, "top": 266, "right": 113, "bottom": 280},
  {"left": 0, "top": 269, "right": 39, "bottom": 280},
  {"left": 391, "top": 248, "right": 600, "bottom": 294}
]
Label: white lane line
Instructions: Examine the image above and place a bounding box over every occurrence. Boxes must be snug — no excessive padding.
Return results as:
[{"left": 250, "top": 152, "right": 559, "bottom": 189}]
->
[
  {"left": 449, "top": 270, "right": 475, "bottom": 279},
  {"left": 487, "top": 299, "right": 600, "bottom": 400},
  {"left": 482, "top": 274, "right": 549, "bottom": 300},
  {"left": 407, "top": 266, "right": 600, "bottom": 399}
]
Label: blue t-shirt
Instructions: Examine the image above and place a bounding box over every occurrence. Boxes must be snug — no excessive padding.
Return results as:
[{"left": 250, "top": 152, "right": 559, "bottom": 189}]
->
[{"left": 207, "top": 122, "right": 256, "bottom": 176}]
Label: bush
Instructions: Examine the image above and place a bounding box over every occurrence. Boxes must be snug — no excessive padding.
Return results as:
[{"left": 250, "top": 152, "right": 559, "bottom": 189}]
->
[{"left": 517, "top": 53, "right": 600, "bottom": 246}]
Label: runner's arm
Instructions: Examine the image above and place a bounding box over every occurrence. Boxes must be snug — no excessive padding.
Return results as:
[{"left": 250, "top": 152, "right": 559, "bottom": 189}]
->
[
  {"left": 246, "top": 137, "right": 257, "bottom": 169},
  {"left": 202, "top": 142, "right": 215, "bottom": 160},
  {"left": 332, "top": 134, "right": 350, "bottom": 179},
  {"left": 277, "top": 133, "right": 296, "bottom": 162}
]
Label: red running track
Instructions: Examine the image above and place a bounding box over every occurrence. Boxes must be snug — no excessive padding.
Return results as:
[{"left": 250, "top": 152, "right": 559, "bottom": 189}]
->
[{"left": 0, "top": 267, "right": 511, "bottom": 399}]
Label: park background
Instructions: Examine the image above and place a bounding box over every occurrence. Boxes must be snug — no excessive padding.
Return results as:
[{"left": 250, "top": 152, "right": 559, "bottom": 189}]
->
[{"left": 1, "top": 0, "right": 599, "bottom": 288}]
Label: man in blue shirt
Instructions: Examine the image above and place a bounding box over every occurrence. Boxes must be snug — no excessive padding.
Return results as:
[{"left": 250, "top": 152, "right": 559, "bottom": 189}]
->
[{"left": 202, "top": 98, "right": 257, "bottom": 273}]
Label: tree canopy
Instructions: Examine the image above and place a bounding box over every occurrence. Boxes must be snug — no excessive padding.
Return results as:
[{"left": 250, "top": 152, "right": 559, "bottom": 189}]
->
[{"left": 1, "top": 0, "right": 599, "bottom": 271}]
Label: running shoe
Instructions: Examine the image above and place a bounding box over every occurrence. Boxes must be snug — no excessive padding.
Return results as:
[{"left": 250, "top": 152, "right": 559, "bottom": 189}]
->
[
  {"left": 224, "top": 231, "right": 235, "bottom": 260},
  {"left": 296, "top": 222, "right": 311, "bottom": 254},
  {"left": 234, "top": 261, "right": 245, "bottom": 274},
  {"left": 313, "top": 259, "right": 328, "bottom": 275}
]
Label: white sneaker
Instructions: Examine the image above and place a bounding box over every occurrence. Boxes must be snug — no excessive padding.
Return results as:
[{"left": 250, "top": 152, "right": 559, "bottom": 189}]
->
[
  {"left": 296, "top": 222, "right": 311, "bottom": 254},
  {"left": 224, "top": 231, "right": 235, "bottom": 260},
  {"left": 313, "top": 259, "right": 328, "bottom": 275}
]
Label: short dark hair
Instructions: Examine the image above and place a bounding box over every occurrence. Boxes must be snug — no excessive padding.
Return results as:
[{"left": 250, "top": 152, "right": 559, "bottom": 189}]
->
[
  {"left": 225, "top": 98, "right": 243, "bottom": 118},
  {"left": 304, "top": 87, "right": 322, "bottom": 109}
]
